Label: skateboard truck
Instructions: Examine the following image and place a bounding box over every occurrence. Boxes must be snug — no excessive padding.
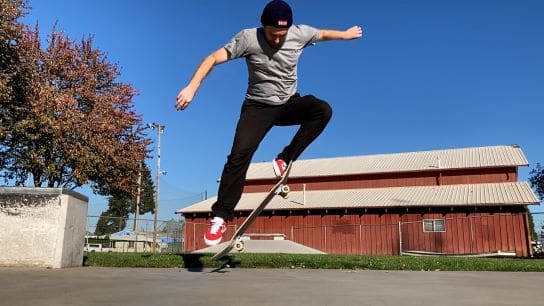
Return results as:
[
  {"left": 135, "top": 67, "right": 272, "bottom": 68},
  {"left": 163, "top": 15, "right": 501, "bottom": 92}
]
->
[{"left": 278, "top": 184, "right": 290, "bottom": 198}]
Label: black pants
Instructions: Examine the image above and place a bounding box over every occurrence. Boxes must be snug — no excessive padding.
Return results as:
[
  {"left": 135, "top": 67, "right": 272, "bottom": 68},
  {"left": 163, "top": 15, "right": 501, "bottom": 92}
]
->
[{"left": 212, "top": 94, "right": 332, "bottom": 221}]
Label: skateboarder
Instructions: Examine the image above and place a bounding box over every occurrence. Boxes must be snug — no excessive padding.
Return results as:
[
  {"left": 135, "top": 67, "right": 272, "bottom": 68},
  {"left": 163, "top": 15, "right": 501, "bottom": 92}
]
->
[{"left": 175, "top": 0, "right": 363, "bottom": 246}]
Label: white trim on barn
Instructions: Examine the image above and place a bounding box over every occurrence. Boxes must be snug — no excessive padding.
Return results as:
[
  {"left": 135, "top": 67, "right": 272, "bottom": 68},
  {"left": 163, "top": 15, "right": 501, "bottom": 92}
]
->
[
  {"left": 245, "top": 145, "right": 528, "bottom": 180},
  {"left": 178, "top": 181, "right": 539, "bottom": 214}
]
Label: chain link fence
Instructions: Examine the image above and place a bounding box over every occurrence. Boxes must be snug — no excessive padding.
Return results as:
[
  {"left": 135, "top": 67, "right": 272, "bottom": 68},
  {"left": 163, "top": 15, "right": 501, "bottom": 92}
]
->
[{"left": 85, "top": 215, "right": 184, "bottom": 253}]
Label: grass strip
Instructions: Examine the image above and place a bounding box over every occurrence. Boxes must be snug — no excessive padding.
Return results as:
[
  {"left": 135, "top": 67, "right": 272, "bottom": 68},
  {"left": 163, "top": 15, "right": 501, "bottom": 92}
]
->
[{"left": 84, "top": 252, "right": 544, "bottom": 272}]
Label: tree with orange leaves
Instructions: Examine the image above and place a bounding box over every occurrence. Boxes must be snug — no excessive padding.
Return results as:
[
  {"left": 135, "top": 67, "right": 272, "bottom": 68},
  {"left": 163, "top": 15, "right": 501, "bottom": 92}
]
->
[{"left": 1, "top": 4, "right": 150, "bottom": 198}]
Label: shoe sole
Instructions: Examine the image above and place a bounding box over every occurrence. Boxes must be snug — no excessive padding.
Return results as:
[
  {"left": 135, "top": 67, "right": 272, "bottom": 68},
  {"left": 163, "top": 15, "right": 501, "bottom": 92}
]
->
[{"left": 204, "top": 236, "right": 222, "bottom": 246}]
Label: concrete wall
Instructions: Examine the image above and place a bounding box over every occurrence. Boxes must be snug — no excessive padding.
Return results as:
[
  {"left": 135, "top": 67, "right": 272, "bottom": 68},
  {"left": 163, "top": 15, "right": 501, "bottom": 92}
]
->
[{"left": 0, "top": 188, "right": 88, "bottom": 268}]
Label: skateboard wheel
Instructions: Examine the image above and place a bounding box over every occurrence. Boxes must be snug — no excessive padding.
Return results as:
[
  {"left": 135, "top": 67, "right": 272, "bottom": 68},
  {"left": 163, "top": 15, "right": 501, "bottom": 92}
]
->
[
  {"left": 234, "top": 241, "right": 245, "bottom": 252},
  {"left": 279, "top": 185, "right": 290, "bottom": 198}
]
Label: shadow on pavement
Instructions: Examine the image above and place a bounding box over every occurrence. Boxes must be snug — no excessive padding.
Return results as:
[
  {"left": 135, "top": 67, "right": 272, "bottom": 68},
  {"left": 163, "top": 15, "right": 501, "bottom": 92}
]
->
[
  {"left": 179, "top": 254, "right": 241, "bottom": 273},
  {"left": 208, "top": 256, "right": 241, "bottom": 273},
  {"left": 180, "top": 254, "right": 206, "bottom": 272}
]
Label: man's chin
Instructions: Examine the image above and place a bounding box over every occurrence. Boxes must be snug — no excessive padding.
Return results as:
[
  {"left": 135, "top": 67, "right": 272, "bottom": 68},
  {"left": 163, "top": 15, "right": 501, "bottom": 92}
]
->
[{"left": 270, "top": 42, "right": 284, "bottom": 49}]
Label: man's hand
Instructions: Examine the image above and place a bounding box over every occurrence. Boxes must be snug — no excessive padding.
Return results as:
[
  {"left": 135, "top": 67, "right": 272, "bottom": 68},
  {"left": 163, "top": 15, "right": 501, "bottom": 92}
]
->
[
  {"left": 344, "top": 26, "right": 363, "bottom": 40},
  {"left": 175, "top": 86, "right": 196, "bottom": 111},
  {"left": 173, "top": 48, "right": 229, "bottom": 111}
]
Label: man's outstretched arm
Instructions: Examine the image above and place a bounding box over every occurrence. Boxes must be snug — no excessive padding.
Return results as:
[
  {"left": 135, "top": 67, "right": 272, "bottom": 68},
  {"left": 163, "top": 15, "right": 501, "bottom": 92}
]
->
[
  {"left": 318, "top": 25, "right": 363, "bottom": 41},
  {"left": 175, "top": 47, "right": 230, "bottom": 111}
]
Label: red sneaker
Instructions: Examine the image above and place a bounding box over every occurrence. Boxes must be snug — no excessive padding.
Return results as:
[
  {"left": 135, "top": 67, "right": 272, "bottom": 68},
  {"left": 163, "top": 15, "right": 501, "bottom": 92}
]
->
[
  {"left": 272, "top": 158, "right": 288, "bottom": 177},
  {"left": 204, "top": 217, "right": 227, "bottom": 246}
]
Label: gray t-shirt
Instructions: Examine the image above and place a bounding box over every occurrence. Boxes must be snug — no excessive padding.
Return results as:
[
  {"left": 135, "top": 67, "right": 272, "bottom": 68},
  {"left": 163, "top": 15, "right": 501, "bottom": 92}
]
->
[{"left": 224, "top": 25, "right": 319, "bottom": 105}]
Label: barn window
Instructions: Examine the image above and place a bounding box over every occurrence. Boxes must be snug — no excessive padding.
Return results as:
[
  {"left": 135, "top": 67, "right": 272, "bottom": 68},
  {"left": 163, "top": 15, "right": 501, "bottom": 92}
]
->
[{"left": 423, "top": 219, "right": 445, "bottom": 232}]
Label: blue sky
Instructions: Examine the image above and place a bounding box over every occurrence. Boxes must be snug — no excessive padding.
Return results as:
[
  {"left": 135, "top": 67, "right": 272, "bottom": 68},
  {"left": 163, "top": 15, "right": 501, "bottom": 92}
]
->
[{"left": 24, "top": 1, "right": 544, "bottom": 224}]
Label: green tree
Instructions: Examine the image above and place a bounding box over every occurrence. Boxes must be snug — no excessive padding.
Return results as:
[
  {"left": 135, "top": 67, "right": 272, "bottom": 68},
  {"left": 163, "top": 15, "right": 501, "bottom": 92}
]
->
[
  {"left": 136, "top": 164, "right": 155, "bottom": 215},
  {"left": 529, "top": 163, "right": 544, "bottom": 200},
  {"left": 94, "top": 163, "right": 155, "bottom": 235},
  {"left": 529, "top": 163, "right": 543, "bottom": 241},
  {"left": 94, "top": 209, "right": 121, "bottom": 236}
]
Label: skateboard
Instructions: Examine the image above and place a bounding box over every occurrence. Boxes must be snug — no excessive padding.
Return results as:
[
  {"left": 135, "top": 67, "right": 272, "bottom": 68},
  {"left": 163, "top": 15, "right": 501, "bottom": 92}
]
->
[{"left": 211, "top": 162, "right": 293, "bottom": 260}]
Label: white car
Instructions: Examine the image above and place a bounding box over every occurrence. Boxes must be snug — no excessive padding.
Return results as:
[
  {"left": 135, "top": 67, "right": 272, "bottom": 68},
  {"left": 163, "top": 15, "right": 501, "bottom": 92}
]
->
[{"left": 84, "top": 243, "right": 112, "bottom": 252}]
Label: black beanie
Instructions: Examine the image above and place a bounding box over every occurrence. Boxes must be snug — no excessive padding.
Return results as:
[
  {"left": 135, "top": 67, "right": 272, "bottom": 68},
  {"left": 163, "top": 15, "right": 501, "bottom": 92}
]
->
[{"left": 260, "top": 0, "right": 293, "bottom": 28}]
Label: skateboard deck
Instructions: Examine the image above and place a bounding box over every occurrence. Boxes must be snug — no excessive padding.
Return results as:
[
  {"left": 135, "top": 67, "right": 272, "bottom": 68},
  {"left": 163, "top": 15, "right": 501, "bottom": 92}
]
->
[{"left": 211, "top": 162, "right": 293, "bottom": 260}]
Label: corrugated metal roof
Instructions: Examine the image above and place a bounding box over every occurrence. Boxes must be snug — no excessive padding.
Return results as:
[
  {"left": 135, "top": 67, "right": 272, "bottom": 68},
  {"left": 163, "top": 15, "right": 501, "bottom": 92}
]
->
[
  {"left": 177, "top": 182, "right": 539, "bottom": 214},
  {"left": 246, "top": 145, "right": 528, "bottom": 180}
]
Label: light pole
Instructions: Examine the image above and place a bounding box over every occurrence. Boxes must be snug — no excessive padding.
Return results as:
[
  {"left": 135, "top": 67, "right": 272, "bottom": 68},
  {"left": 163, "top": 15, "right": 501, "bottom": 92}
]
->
[
  {"left": 147, "top": 123, "right": 165, "bottom": 253},
  {"left": 133, "top": 164, "right": 142, "bottom": 252}
]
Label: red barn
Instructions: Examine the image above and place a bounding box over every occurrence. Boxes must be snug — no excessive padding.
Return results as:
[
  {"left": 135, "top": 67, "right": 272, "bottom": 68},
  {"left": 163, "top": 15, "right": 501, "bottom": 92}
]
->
[{"left": 178, "top": 145, "right": 540, "bottom": 257}]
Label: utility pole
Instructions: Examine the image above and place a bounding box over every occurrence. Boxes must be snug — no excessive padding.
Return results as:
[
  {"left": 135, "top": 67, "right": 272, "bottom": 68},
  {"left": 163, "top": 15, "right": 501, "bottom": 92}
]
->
[
  {"left": 133, "top": 167, "right": 142, "bottom": 252},
  {"left": 148, "top": 123, "right": 165, "bottom": 253}
]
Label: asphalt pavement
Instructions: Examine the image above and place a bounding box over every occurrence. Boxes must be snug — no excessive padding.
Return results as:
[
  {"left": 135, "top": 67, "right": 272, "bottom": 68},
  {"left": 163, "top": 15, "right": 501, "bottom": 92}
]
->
[{"left": 0, "top": 267, "right": 541, "bottom": 306}]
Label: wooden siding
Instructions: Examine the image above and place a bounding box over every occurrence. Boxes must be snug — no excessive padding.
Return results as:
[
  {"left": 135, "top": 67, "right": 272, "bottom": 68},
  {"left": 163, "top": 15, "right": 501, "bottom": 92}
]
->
[
  {"left": 243, "top": 167, "right": 518, "bottom": 193},
  {"left": 183, "top": 206, "right": 531, "bottom": 257},
  {"left": 399, "top": 212, "right": 529, "bottom": 256}
]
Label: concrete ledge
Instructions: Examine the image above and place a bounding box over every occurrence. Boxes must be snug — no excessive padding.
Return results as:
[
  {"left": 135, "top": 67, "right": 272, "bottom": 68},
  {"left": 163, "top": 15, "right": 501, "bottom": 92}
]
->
[
  {"left": 0, "top": 187, "right": 88, "bottom": 268},
  {"left": 0, "top": 187, "right": 89, "bottom": 202}
]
